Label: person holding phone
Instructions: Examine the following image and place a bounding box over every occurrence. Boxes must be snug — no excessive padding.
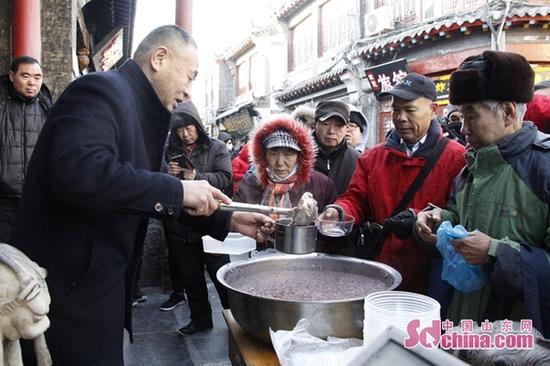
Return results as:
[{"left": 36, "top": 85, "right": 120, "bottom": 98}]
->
[{"left": 162, "top": 102, "right": 233, "bottom": 337}]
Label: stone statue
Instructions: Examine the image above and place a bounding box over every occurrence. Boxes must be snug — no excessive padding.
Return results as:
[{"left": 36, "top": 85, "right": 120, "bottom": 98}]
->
[{"left": 0, "top": 243, "right": 51, "bottom": 366}]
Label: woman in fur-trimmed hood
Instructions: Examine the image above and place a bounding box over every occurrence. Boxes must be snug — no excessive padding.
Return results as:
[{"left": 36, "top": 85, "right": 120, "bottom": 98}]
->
[{"left": 234, "top": 115, "right": 337, "bottom": 248}]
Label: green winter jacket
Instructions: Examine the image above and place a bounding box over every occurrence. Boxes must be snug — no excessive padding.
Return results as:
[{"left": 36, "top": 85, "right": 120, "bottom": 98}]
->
[{"left": 440, "top": 123, "right": 550, "bottom": 324}]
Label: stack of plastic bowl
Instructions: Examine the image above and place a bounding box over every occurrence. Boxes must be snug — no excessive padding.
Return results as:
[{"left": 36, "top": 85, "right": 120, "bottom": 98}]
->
[
  {"left": 363, "top": 291, "right": 440, "bottom": 346},
  {"left": 202, "top": 232, "right": 256, "bottom": 261}
]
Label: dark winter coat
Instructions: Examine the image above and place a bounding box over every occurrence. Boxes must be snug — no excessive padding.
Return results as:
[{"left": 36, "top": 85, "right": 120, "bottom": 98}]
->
[
  {"left": 313, "top": 135, "right": 360, "bottom": 194},
  {"left": 11, "top": 60, "right": 231, "bottom": 365},
  {"left": 164, "top": 102, "right": 232, "bottom": 243},
  {"left": 0, "top": 75, "right": 52, "bottom": 198}
]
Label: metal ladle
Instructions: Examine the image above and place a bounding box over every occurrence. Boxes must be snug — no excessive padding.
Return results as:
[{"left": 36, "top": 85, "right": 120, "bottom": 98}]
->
[{"left": 219, "top": 193, "right": 318, "bottom": 225}]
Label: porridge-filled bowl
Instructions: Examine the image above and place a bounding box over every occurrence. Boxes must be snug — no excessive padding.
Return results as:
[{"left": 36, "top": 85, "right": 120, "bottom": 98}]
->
[{"left": 217, "top": 253, "right": 401, "bottom": 343}]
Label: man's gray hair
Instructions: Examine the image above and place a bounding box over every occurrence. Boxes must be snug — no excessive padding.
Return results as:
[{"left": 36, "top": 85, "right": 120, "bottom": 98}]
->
[
  {"left": 481, "top": 100, "right": 526, "bottom": 123},
  {"left": 133, "top": 25, "right": 197, "bottom": 64}
]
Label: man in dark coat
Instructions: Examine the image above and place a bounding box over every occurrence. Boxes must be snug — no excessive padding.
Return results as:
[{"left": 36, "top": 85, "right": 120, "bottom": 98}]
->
[
  {"left": 313, "top": 100, "right": 360, "bottom": 195},
  {"left": 0, "top": 56, "right": 51, "bottom": 243},
  {"left": 11, "top": 25, "right": 272, "bottom": 366},
  {"left": 161, "top": 102, "right": 232, "bottom": 337}
]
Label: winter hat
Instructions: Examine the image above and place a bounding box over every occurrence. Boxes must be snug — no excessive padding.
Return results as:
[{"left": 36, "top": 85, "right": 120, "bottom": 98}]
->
[
  {"left": 251, "top": 115, "right": 316, "bottom": 187},
  {"left": 218, "top": 131, "right": 232, "bottom": 143},
  {"left": 379, "top": 73, "right": 437, "bottom": 101},
  {"left": 446, "top": 104, "right": 460, "bottom": 119},
  {"left": 449, "top": 50, "right": 534, "bottom": 105},
  {"left": 315, "top": 100, "right": 350, "bottom": 124},
  {"left": 263, "top": 130, "right": 301, "bottom": 152},
  {"left": 348, "top": 104, "right": 368, "bottom": 133},
  {"left": 291, "top": 105, "right": 316, "bottom": 128},
  {"left": 171, "top": 101, "right": 201, "bottom": 128}
]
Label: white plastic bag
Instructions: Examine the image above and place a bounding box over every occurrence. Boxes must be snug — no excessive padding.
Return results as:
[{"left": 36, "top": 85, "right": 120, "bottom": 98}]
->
[{"left": 270, "top": 319, "right": 363, "bottom": 366}]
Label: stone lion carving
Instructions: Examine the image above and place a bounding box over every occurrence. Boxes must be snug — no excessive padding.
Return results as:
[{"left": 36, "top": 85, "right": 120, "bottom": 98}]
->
[{"left": 0, "top": 243, "right": 51, "bottom": 366}]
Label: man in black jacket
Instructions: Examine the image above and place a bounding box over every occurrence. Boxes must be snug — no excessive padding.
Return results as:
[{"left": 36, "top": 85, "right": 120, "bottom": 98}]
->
[
  {"left": 0, "top": 56, "right": 51, "bottom": 243},
  {"left": 313, "top": 100, "right": 360, "bottom": 195},
  {"left": 11, "top": 25, "right": 272, "bottom": 366},
  {"left": 161, "top": 102, "right": 232, "bottom": 337}
]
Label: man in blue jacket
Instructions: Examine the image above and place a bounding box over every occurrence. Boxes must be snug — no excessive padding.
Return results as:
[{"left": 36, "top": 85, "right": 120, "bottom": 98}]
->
[{"left": 11, "top": 25, "right": 272, "bottom": 365}]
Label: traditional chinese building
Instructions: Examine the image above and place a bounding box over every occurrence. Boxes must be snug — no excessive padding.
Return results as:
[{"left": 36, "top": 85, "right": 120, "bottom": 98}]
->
[
  {"left": 352, "top": 0, "right": 550, "bottom": 141},
  {"left": 272, "top": 0, "right": 378, "bottom": 145},
  {"left": 272, "top": 0, "right": 550, "bottom": 144},
  {"left": 197, "top": 24, "right": 286, "bottom": 143}
]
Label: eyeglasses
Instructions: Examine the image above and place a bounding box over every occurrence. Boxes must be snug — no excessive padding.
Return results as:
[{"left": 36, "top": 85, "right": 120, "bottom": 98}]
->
[{"left": 348, "top": 123, "right": 360, "bottom": 130}]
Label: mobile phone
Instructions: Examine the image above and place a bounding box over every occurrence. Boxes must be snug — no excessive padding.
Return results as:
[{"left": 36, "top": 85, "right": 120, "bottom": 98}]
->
[{"left": 169, "top": 154, "right": 195, "bottom": 170}]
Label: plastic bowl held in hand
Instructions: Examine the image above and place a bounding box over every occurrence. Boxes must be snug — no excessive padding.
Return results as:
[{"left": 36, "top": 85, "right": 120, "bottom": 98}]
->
[{"left": 317, "top": 214, "right": 354, "bottom": 237}]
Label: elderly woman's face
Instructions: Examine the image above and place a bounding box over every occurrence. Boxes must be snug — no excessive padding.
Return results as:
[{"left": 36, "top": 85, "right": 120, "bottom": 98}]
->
[{"left": 266, "top": 147, "right": 299, "bottom": 178}]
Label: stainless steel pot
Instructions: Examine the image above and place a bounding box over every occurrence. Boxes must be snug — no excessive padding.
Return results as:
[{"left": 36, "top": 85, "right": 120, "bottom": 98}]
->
[
  {"left": 274, "top": 218, "right": 317, "bottom": 254},
  {"left": 217, "top": 253, "right": 402, "bottom": 343}
]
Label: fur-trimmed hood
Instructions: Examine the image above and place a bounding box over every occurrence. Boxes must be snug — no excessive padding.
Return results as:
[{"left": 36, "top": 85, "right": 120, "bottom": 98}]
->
[{"left": 250, "top": 115, "right": 317, "bottom": 187}]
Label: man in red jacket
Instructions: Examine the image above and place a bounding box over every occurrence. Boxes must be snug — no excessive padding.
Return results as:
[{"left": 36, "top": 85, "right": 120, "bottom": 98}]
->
[{"left": 321, "top": 73, "right": 465, "bottom": 301}]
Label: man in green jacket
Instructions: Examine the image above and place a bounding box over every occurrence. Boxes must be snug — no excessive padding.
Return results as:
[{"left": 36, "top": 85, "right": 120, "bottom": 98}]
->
[{"left": 415, "top": 50, "right": 550, "bottom": 337}]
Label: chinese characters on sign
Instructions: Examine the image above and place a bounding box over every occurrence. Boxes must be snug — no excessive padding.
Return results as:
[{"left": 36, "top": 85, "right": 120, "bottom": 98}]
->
[
  {"left": 405, "top": 318, "right": 535, "bottom": 350},
  {"left": 432, "top": 75, "right": 451, "bottom": 105},
  {"left": 222, "top": 110, "right": 254, "bottom": 133},
  {"left": 92, "top": 27, "right": 124, "bottom": 72},
  {"left": 365, "top": 59, "right": 409, "bottom": 98}
]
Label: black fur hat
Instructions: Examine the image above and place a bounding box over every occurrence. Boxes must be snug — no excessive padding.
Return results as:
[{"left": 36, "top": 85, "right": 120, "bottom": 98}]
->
[{"left": 449, "top": 51, "right": 534, "bottom": 105}]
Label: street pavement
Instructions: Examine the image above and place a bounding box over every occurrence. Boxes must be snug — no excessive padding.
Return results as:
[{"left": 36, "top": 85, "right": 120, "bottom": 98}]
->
[{"left": 123, "top": 281, "right": 231, "bottom": 365}]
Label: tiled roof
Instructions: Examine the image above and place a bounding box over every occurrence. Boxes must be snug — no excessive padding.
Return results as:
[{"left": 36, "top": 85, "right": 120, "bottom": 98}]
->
[
  {"left": 275, "top": 0, "right": 309, "bottom": 20},
  {"left": 353, "top": 3, "right": 550, "bottom": 58},
  {"left": 223, "top": 26, "right": 273, "bottom": 61},
  {"left": 82, "top": 0, "right": 137, "bottom": 67},
  {"left": 276, "top": 67, "right": 347, "bottom": 102}
]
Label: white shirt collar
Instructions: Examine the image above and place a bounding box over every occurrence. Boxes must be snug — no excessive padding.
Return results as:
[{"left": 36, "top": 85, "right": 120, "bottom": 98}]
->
[{"left": 400, "top": 134, "right": 427, "bottom": 157}]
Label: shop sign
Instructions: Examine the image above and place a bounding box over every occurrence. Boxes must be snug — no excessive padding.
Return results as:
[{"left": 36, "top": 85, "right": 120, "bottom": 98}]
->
[
  {"left": 365, "top": 58, "right": 409, "bottom": 98},
  {"left": 222, "top": 110, "right": 253, "bottom": 133},
  {"left": 93, "top": 27, "right": 124, "bottom": 72},
  {"left": 534, "top": 65, "right": 550, "bottom": 84},
  {"left": 432, "top": 74, "right": 451, "bottom": 106}
]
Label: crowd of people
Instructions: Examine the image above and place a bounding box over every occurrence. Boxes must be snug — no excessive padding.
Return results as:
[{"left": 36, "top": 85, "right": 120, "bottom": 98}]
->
[{"left": 1, "top": 23, "right": 549, "bottom": 366}]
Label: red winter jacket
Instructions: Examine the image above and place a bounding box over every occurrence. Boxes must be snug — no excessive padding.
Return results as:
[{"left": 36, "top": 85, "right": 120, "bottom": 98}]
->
[
  {"left": 525, "top": 94, "right": 550, "bottom": 133},
  {"left": 335, "top": 120, "right": 466, "bottom": 294},
  {"left": 231, "top": 144, "right": 249, "bottom": 195}
]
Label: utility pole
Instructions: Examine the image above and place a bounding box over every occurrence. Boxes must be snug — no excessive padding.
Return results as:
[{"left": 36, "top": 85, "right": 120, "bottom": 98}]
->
[
  {"left": 175, "top": 0, "right": 193, "bottom": 32},
  {"left": 12, "top": 0, "right": 41, "bottom": 61}
]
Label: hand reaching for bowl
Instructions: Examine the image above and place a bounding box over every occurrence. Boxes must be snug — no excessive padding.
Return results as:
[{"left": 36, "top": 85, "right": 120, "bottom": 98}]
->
[
  {"left": 318, "top": 207, "right": 339, "bottom": 222},
  {"left": 317, "top": 205, "right": 354, "bottom": 237},
  {"left": 230, "top": 212, "right": 275, "bottom": 243}
]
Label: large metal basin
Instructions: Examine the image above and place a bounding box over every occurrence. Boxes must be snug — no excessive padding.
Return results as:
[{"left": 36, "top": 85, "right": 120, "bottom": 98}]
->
[{"left": 217, "top": 253, "right": 401, "bottom": 343}]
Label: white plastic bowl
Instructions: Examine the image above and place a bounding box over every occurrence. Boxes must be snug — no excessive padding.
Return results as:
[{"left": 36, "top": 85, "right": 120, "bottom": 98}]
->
[
  {"left": 202, "top": 232, "right": 256, "bottom": 256},
  {"left": 363, "top": 291, "right": 440, "bottom": 345}
]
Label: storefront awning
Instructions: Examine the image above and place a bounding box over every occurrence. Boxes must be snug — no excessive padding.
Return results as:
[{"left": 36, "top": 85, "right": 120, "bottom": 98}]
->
[
  {"left": 275, "top": 67, "right": 347, "bottom": 102},
  {"left": 352, "top": 3, "right": 550, "bottom": 59}
]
